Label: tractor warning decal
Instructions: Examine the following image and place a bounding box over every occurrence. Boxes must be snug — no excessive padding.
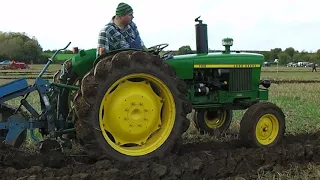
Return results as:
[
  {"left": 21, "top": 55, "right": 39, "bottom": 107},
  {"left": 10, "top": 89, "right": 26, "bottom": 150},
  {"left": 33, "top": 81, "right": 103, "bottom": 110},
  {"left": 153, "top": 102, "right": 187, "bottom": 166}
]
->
[{"left": 193, "top": 64, "right": 261, "bottom": 68}]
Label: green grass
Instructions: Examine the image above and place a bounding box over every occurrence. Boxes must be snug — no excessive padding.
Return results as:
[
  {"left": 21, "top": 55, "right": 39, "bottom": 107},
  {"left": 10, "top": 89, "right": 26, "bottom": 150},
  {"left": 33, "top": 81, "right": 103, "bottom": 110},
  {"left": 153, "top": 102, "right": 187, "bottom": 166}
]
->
[
  {"left": 262, "top": 71, "right": 320, "bottom": 81},
  {"left": 261, "top": 66, "right": 315, "bottom": 72},
  {"left": 43, "top": 53, "right": 74, "bottom": 61},
  {"left": 249, "top": 83, "right": 320, "bottom": 134}
]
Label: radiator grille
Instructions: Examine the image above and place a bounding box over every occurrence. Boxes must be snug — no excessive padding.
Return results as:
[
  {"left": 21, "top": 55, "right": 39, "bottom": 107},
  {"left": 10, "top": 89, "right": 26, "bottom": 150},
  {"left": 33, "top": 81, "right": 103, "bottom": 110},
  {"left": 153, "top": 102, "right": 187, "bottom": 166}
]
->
[{"left": 228, "top": 68, "right": 252, "bottom": 91}]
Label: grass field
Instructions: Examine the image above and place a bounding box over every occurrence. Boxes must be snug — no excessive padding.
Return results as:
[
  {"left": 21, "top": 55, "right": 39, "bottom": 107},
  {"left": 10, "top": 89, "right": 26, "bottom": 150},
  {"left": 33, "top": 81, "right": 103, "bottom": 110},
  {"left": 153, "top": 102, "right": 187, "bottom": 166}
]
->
[
  {"left": 42, "top": 53, "right": 74, "bottom": 61},
  {"left": 1, "top": 64, "right": 320, "bottom": 179}
]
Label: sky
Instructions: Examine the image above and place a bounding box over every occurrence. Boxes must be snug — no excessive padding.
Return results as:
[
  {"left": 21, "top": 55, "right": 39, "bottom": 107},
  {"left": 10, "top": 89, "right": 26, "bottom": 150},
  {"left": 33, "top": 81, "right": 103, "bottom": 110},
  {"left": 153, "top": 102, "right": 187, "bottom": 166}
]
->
[{"left": 1, "top": 0, "right": 320, "bottom": 52}]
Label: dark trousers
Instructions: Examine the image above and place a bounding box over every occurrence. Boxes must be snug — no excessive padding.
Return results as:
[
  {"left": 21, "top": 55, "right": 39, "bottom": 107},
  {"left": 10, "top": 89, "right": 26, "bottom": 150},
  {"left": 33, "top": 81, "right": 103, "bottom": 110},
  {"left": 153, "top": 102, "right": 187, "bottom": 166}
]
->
[{"left": 312, "top": 67, "right": 317, "bottom": 72}]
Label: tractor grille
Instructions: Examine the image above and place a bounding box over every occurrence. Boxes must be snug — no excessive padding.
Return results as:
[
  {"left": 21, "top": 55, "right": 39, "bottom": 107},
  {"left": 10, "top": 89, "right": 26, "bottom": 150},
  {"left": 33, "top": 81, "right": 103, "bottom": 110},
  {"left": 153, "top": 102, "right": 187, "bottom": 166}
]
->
[{"left": 228, "top": 68, "right": 252, "bottom": 92}]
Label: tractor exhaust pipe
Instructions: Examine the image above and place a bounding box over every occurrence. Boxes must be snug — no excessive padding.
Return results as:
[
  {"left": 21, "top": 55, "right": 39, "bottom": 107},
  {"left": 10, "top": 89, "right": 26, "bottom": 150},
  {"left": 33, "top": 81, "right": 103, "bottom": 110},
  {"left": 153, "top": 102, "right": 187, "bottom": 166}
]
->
[{"left": 195, "top": 16, "right": 208, "bottom": 54}]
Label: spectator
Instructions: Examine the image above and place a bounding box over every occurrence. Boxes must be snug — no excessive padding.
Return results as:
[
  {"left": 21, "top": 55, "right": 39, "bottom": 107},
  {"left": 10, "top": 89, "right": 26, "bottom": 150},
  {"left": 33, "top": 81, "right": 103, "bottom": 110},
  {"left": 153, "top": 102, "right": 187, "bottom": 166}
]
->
[{"left": 312, "top": 63, "right": 317, "bottom": 72}]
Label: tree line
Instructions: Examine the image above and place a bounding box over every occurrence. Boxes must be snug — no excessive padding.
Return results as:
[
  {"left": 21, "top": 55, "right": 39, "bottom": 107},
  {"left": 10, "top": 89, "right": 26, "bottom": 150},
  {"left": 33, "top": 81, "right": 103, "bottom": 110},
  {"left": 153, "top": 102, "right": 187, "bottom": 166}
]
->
[
  {"left": 260, "top": 47, "right": 320, "bottom": 65},
  {"left": 1, "top": 31, "right": 319, "bottom": 65},
  {"left": 0, "top": 32, "right": 49, "bottom": 64}
]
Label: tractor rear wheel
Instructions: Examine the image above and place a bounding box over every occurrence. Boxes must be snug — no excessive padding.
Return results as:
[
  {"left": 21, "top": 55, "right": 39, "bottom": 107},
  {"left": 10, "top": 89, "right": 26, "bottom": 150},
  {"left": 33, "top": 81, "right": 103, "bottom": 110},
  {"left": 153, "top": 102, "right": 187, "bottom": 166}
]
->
[
  {"left": 194, "top": 109, "right": 232, "bottom": 135},
  {"left": 74, "top": 50, "right": 192, "bottom": 162},
  {"left": 239, "top": 101, "right": 285, "bottom": 148}
]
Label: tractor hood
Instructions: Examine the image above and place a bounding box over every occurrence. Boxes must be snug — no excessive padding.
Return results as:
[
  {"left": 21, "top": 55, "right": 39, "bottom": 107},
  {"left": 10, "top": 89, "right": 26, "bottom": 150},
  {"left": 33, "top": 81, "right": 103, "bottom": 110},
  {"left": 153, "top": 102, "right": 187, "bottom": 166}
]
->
[
  {"left": 165, "top": 52, "right": 264, "bottom": 79},
  {"left": 163, "top": 16, "right": 265, "bottom": 79},
  {"left": 171, "top": 51, "right": 264, "bottom": 63}
]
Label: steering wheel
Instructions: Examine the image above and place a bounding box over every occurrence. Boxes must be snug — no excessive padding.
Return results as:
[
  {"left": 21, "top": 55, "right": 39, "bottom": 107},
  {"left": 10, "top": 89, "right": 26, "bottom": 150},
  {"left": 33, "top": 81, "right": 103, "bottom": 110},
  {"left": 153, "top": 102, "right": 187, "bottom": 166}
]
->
[
  {"left": 147, "top": 43, "right": 169, "bottom": 55},
  {"left": 161, "top": 50, "right": 174, "bottom": 60}
]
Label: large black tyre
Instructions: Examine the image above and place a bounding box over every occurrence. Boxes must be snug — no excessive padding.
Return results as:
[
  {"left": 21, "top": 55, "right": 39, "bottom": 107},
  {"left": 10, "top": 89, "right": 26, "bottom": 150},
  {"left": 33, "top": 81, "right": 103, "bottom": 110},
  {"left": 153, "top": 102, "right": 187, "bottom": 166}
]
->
[
  {"left": 74, "top": 50, "right": 192, "bottom": 162},
  {"left": 239, "top": 101, "right": 286, "bottom": 148},
  {"left": 194, "top": 109, "right": 232, "bottom": 135}
]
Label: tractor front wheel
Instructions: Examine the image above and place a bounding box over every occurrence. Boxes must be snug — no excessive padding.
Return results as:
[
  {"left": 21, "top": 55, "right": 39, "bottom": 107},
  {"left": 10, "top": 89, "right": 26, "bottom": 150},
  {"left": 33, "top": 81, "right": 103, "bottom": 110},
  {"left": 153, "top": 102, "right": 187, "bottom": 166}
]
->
[
  {"left": 74, "top": 50, "right": 192, "bottom": 162},
  {"left": 193, "top": 109, "right": 232, "bottom": 135},
  {"left": 239, "top": 102, "right": 285, "bottom": 148}
]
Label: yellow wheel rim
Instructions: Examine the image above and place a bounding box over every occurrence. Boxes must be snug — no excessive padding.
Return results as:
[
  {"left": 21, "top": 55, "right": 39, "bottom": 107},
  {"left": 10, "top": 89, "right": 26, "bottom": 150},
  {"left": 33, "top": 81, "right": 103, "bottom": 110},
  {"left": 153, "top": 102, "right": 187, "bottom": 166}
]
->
[
  {"left": 255, "top": 114, "right": 279, "bottom": 145},
  {"left": 99, "top": 73, "right": 176, "bottom": 156},
  {"left": 204, "top": 110, "right": 226, "bottom": 129}
]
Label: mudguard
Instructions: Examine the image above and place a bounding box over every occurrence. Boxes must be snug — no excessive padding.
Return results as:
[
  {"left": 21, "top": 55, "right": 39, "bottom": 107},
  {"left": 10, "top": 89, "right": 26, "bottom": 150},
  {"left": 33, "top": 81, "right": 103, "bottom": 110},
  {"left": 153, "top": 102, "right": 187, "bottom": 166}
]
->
[{"left": 71, "top": 48, "right": 97, "bottom": 78}]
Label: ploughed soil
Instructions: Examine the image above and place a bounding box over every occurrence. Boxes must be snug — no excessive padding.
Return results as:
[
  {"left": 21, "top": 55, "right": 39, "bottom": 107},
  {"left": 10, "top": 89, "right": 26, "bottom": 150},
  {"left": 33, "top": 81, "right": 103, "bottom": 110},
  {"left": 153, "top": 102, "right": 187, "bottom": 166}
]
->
[{"left": 1, "top": 132, "right": 320, "bottom": 180}]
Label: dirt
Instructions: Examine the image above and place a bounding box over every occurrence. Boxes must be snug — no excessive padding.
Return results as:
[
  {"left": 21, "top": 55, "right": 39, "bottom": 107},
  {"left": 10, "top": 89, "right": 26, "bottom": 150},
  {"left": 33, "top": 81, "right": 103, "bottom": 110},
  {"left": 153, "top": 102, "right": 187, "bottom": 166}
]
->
[{"left": 1, "top": 132, "right": 320, "bottom": 180}]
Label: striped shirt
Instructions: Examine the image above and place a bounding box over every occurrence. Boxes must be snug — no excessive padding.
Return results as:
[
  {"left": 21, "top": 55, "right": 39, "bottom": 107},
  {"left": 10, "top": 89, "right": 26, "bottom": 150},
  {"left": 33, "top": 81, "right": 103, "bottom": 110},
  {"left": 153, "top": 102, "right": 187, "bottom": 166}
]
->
[{"left": 96, "top": 19, "right": 144, "bottom": 57}]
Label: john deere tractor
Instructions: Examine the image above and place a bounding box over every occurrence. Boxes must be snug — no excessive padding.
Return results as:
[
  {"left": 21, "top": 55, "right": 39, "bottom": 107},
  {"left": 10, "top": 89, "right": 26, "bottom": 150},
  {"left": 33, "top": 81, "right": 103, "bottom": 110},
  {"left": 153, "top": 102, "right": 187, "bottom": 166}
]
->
[{"left": 0, "top": 16, "right": 285, "bottom": 162}]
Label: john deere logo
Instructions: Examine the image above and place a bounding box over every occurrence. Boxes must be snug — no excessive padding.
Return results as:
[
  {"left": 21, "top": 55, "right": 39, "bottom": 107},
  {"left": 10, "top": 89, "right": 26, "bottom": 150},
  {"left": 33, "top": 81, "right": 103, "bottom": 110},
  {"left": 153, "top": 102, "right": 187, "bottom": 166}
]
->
[
  {"left": 233, "top": 64, "right": 258, "bottom": 68},
  {"left": 194, "top": 64, "right": 261, "bottom": 68}
]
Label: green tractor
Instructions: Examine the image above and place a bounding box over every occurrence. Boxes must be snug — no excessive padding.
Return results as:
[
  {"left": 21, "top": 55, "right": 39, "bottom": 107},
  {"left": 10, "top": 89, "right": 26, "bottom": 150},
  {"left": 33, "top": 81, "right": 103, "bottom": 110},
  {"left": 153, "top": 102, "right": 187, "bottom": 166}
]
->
[
  {"left": 54, "top": 16, "right": 285, "bottom": 161},
  {"left": 0, "top": 16, "right": 285, "bottom": 162}
]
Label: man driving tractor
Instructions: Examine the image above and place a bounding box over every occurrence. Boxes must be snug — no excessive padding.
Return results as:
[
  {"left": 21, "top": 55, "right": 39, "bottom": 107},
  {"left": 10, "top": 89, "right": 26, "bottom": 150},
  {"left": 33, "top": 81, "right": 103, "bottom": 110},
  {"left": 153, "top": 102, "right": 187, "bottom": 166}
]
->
[{"left": 96, "top": 2, "right": 146, "bottom": 57}]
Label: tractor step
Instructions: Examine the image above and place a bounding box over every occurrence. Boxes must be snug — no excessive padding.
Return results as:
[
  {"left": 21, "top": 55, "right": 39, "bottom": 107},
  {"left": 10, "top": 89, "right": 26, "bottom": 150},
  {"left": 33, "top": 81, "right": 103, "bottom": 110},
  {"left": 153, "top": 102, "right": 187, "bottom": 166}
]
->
[{"left": 0, "top": 78, "right": 29, "bottom": 98}]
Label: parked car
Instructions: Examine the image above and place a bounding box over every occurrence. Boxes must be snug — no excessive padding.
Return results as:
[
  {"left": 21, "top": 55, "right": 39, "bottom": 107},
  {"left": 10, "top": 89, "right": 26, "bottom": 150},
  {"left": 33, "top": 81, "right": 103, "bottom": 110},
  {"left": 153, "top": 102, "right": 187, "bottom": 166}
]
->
[
  {"left": 263, "top": 62, "right": 271, "bottom": 67},
  {"left": 306, "top": 63, "right": 318, "bottom": 67},
  {"left": 287, "top": 62, "right": 297, "bottom": 67},
  {"left": 0, "top": 60, "right": 11, "bottom": 65},
  {"left": 1, "top": 61, "right": 28, "bottom": 69}
]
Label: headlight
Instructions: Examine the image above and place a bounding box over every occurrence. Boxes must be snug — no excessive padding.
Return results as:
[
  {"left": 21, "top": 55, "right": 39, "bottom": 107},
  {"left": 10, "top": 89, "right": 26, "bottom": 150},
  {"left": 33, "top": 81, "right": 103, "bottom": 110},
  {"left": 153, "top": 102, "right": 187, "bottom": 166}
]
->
[{"left": 261, "top": 80, "right": 271, "bottom": 88}]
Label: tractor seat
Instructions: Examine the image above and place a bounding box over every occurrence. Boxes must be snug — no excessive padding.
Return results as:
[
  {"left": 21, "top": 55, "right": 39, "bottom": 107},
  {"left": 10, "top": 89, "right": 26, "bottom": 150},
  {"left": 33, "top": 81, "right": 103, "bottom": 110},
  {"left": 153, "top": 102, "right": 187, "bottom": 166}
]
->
[{"left": 0, "top": 78, "right": 29, "bottom": 98}]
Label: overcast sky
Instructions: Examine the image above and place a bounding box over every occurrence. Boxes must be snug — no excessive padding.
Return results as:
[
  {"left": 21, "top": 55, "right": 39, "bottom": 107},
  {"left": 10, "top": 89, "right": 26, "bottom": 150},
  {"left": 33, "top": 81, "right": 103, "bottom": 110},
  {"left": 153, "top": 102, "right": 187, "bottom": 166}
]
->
[{"left": 1, "top": 0, "right": 319, "bottom": 52}]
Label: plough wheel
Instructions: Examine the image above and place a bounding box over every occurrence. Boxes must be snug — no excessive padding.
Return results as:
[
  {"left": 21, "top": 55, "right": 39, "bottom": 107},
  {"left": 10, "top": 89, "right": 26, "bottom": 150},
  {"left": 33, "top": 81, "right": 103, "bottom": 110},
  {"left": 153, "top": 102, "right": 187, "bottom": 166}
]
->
[{"left": 74, "top": 50, "right": 192, "bottom": 162}]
